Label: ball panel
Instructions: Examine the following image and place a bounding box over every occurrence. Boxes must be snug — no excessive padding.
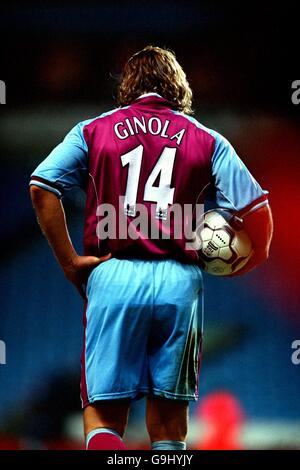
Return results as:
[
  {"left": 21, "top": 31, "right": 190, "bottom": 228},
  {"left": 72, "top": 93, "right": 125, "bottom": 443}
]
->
[
  {"left": 231, "top": 251, "right": 253, "bottom": 272},
  {"left": 218, "top": 246, "right": 234, "bottom": 260},
  {"left": 203, "top": 259, "right": 232, "bottom": 276},
  {"left": 231, "top": 230, "right": 252, "bottom": 257},
  {"left": 211, "top": 229, "right": 231, "bottom": 247},
  {"left": 201, "top": 227, "right": 214, "bottom": 242},
  {"left": 204, "top": 211, "right": 228, "bottom": 230}
]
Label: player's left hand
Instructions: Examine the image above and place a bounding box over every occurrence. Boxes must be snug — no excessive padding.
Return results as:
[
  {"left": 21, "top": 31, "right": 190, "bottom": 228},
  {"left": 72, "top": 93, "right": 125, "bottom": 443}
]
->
[{"left": 62, "top": 253, "right": 112, "bottom": 298}]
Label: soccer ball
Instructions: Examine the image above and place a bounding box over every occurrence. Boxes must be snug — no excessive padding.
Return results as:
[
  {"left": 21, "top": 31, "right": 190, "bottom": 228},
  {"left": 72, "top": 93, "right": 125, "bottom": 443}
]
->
[{"left": 197, "top": 209, "right": 253, "bottom": 276}]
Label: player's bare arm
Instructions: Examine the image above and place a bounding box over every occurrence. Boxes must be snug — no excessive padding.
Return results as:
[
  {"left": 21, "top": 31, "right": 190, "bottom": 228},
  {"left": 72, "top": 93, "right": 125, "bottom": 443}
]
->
[
  {"left": 229, "top": 204, "right": 274, "bottom": 277},
  {"left": 30, "top": 185, "right": 111, "bottom": 298}
]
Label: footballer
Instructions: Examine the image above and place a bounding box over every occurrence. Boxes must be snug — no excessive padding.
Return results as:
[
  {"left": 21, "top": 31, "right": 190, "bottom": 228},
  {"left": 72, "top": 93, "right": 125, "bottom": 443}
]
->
[{"left": 30, "top": 46, "right": 273, "bottom": 450}]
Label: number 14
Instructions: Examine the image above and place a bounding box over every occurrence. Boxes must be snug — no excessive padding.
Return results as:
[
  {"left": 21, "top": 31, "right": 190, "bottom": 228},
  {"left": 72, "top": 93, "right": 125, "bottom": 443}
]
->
[{"left": 121, "top": 144, "right": 176, "bottom": 219}]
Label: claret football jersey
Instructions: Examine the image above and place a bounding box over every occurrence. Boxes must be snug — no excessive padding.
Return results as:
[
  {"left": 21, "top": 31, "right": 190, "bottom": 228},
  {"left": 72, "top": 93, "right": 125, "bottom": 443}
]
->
[{"left": 30, "top": 93, "right": 268, "bottom": 263}]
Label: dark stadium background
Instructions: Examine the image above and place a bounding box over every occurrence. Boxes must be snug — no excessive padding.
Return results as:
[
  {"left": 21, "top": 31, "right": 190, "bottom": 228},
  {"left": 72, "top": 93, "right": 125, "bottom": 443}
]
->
[{"left": 0, "top": 1, "right": 300, "bottom": 449}]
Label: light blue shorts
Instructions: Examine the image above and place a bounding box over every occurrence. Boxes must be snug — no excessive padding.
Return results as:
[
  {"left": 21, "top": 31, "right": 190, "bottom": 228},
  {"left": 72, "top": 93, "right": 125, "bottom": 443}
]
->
[{"left": 80, "top": 258, "right": 203, "bottom": 407}]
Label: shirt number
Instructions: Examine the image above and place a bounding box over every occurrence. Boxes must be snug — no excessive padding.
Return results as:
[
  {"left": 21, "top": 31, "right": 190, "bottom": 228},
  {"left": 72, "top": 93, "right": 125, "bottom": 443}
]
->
[{"left": 121, "top": 145, "right": 176, "bottom": 219}]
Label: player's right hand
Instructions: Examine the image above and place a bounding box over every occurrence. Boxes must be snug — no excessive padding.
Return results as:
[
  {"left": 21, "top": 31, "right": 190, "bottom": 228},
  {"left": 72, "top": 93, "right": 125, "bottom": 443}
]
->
[{"left": 62, "top": 253, "right": 112, "bottom": 299}]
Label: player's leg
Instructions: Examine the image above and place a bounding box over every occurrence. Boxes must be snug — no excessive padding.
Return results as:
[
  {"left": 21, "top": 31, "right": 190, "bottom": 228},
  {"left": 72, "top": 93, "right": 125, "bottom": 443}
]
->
[
  {"left": 147, "top": 260, "right": 203, "bottom": 450},
  {"left": 81, "top": 258, "right": 153, "bottom": 450},
  {"left": 84, "top": 400, "right": 130, "bottom": 450},
  {"left": 146, "top": 396, "right": 188, "bottom": 449}
]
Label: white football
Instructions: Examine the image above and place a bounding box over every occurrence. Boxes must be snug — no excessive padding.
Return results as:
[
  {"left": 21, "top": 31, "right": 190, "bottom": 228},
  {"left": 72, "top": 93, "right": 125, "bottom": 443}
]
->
[{"left": 197, "top": 209, "right": 253, "bottom": 276}]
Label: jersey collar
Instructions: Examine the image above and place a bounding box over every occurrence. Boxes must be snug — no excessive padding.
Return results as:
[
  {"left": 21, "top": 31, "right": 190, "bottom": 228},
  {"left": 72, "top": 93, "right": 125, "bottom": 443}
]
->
[
  {"left": 136, "top": 92, "right": 163, "bottom": 100},
  {"left": 133, "top": 92, "right": 175, "bottom": 109}
]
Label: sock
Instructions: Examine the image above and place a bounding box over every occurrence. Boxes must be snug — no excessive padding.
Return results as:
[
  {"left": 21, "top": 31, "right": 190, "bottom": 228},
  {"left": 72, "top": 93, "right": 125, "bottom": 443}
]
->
[
  {"left": 86, "top": 427, "right": 126, "bottom": 450},
  {"left": 152, "top": 440, "right": 186, "bottom": 450}
]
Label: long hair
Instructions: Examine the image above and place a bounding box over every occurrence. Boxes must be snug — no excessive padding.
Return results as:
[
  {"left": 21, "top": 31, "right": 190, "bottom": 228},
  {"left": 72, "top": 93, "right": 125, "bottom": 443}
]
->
[{"left": 116, "top": 46, "right": 193, "bottom": 114}]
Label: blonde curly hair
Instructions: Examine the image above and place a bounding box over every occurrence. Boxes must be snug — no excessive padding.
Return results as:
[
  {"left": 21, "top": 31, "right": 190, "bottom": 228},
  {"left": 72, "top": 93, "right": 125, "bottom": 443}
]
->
[{"left": 117, "top": 46, "right": 193, "bottom": 115}]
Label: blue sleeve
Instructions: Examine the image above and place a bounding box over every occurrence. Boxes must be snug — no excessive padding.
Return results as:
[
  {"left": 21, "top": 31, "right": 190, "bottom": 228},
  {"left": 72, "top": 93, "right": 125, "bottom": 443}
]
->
[
  {"left": 208, "top": 131, "right": 269, "bottom": 215},
  {"left": 29, "top": 121, "right": 89, "bottom": 197}
]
